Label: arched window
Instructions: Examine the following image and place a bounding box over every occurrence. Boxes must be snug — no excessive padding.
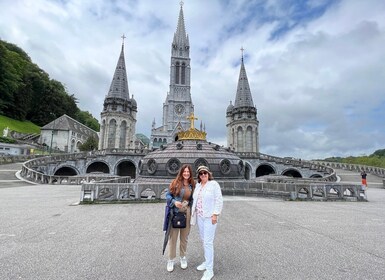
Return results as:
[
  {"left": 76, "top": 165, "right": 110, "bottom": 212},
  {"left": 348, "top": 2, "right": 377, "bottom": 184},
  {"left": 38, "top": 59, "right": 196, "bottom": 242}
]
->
[
  {"left": 108, "top": 119, "right": 117, "bottom": 148},
  {"left": 120, "top": 121, "right": 127, "bottom": 149},
  {"left": 237, "top": 127, "right": 244, "bottom": 152},
  {"left": 246, "top": 126, "right": 253, "bottom": 152},
  {"left": 175, "top": 62, "right": 180, "bottom": 84},
  {"left": 181, "top": 63, "right": 186, "bottom": 85}
]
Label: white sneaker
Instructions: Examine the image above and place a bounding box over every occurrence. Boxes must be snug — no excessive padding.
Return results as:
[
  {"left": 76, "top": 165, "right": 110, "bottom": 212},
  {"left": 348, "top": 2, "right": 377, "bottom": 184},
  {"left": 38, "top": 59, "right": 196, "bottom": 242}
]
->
[
  {"left": 196, "top": 262, "right": 206, "bottom": 271},
  {"left": 167, "top": 260, "right": 174, "bottom": 272},
  {"left": 180, "top": 256, "right": 188, "bottom": 269},
  {"left": 201, "top": 269, "right": 214, "bottom": 280}
]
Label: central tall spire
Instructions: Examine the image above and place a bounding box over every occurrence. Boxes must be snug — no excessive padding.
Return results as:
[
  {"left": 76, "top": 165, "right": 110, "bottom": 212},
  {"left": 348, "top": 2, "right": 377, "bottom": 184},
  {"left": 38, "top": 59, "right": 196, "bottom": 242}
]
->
[
  {"left": 172, "top": 2, "right": 190, "bottom": 58},
  {"left": 150, "top": 2, "right": 194, "bottom": 149}
]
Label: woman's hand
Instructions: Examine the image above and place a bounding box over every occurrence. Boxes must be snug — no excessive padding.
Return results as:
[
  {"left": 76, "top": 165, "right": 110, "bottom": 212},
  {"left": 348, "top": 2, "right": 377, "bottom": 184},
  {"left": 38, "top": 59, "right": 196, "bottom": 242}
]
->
[
  {"left": 211, "top": 214, "right": 218, "bottom": 225},
  {"left": 174, "top": 201, "right": 182, "bottom": 208}
]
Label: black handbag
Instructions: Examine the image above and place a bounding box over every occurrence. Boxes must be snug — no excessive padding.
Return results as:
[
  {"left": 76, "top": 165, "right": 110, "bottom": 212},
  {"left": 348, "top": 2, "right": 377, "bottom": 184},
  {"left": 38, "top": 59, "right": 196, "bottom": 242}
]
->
[{"left": 172, "top": 211, "right": 187, "bottom": 228}]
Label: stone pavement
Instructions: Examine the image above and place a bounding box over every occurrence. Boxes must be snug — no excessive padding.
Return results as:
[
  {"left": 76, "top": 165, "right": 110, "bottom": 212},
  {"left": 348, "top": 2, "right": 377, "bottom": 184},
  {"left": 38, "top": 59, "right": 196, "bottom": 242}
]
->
[{"left": 1, "top": 163, "right": 385, "bottom": 280}]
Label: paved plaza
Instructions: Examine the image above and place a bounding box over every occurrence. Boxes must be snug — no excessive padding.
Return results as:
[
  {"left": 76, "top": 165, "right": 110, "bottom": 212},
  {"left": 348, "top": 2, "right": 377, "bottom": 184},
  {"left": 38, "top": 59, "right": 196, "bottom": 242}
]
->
[{"left": 1, "top": 163, "right": 385, "bottom": 280}]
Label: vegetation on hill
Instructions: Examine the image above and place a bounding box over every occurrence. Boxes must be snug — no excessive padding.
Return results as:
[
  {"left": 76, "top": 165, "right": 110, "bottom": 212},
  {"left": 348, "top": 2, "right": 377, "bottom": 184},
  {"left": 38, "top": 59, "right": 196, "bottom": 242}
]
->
[
  {"left": 0, "top": 39, "right": 99, "bottom": 131},
  {"left": 322, "top": 149, "right": 385, "bottom": 168},
  {"left": 0, "top": 115, "right": 41, "bottom": 135}
]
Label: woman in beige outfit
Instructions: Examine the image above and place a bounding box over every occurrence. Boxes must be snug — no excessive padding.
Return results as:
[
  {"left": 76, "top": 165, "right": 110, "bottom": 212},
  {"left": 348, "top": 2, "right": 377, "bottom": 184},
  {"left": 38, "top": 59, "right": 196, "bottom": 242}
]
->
[{"left": 165, "top": 164, "right": 195, "bottom": 272}]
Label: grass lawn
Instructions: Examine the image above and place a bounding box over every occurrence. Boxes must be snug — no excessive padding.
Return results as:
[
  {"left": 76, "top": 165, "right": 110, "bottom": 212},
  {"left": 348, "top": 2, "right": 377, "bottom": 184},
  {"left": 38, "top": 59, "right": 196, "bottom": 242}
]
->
[{"left": 0, "top": 115, "right": 41, "bottom": 135}]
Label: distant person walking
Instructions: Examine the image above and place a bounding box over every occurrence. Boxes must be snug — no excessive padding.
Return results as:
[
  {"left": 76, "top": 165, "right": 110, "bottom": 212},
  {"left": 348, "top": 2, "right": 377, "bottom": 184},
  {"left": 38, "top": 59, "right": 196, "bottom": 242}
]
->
[
  {"left": 361, "top": 170, "right": 367, "bottom": 187},
  {"left": 191, "top": 165, "right": 223, "bottom": 280}
]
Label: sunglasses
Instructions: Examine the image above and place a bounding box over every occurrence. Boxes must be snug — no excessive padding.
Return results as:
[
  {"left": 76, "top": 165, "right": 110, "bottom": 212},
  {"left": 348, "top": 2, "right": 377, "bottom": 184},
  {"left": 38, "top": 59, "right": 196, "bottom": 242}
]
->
[{"left": 199, "top": 171, "right": 208, "bottom": 176}]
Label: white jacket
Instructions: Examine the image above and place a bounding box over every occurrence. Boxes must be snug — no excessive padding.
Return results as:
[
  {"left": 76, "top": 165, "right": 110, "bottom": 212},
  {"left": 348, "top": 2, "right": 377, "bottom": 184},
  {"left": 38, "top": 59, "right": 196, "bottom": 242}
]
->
[{"left": 191, "top": 180, "right": 223, "bottom": 225}]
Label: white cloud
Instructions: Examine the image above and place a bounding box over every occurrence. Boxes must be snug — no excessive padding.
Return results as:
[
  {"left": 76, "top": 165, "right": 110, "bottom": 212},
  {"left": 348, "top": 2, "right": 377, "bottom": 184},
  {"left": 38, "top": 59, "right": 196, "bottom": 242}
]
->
[{"left": 1, "top": 0, "right": 384, "bottom": 160}]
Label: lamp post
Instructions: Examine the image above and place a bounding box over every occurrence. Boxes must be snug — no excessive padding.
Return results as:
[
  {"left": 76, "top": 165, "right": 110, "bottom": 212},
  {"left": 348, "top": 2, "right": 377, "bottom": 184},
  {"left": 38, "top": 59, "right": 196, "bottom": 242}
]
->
[{"left": 49, "top": 114, "right": 56, "bottom": 155}]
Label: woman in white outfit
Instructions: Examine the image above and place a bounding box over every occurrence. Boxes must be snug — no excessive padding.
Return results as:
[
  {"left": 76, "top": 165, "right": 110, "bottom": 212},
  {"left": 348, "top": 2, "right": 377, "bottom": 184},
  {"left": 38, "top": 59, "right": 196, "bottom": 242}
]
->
[{"left": 191, "top": 165, "right": 223, "bottom": 280}]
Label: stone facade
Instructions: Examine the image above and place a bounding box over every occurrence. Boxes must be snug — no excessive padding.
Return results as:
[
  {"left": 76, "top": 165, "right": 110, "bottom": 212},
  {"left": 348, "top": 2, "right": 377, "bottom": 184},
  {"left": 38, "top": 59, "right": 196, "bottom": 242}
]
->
[{"left": 39, "top": 114, "right": 98, "bottom": 153}]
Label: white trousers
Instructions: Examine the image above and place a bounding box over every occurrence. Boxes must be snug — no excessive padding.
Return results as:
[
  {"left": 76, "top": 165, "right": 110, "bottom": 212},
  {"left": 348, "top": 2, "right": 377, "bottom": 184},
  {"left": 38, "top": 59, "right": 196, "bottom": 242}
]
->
[{"left": 197, "top": 216, "right": 217, "bottom": 272}]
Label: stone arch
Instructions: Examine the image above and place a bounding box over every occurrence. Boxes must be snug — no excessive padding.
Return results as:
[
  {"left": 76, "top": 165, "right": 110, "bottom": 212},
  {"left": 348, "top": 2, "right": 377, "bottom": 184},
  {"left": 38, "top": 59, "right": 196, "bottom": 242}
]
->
[
  {"left": 256, "top": 163, "right": 276, "bottom": 177},
  {"left": 54, "top": 166, "right": 78, "bottom": 176},
  {"left": 310, "top": 174, "right": 323, "bottom": 178},
  {"left": 116, "top": 159, "right": 136, "bottom": 178},
  {"left": 86, "top": 161, "right": 110, "bottom": 174},
  {"left": 281, "top": 168, "right": 302, "bottom": 178}
]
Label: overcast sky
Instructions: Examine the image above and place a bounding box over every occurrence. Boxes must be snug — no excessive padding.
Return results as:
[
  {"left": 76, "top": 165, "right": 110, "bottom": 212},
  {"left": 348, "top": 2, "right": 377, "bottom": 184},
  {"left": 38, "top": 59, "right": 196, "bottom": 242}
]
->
[{"left": 1, "top": 0, "right": 384, "bottom": 160}]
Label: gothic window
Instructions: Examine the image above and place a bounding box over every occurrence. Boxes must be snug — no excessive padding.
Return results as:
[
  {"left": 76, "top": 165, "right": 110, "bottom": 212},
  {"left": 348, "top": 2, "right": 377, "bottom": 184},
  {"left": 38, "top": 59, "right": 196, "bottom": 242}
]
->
[
  {"left": 119, "top": 121, "right": 127, "bottom": 149},
  {"left": 175, "top": 62, "right": 180, "bottom": 84},
  {"left": 108, "top": 119, "right": 117, "bottom": 148},
  {"left": 245, "top": 126, "right": 253, "bottom": 152},
  {"left": 219, "top": 159, "right": 231, "bottom": 175},
  {"left": 167, "top": 158, "right": 181, "bottom": 175},
  {"left": 237, "top": 126, "right": 244, "bottom": 151},
  {"left": 181, "top": 63, "right": 186, "bottom": 85},
  {"left": 147, "top": 158, "right": 157, "bottom": 174}
]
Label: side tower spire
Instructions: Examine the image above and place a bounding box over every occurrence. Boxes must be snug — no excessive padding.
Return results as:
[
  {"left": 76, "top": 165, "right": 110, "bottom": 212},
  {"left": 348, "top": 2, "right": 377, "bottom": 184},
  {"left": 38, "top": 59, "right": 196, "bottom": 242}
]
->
[
  {"left": 99, "top": 35, "right": 137, "bottom": 150},
  {"left": 150, "top": 2, "right": 194, "bottom": 148},
  {"left": 226, "top": 48, "right": 259, "bottom": 153}
]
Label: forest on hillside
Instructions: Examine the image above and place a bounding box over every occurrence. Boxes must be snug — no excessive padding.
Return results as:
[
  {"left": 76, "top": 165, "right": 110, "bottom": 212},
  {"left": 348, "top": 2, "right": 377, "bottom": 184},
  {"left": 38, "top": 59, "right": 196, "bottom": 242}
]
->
[{"left": 0, "top": 39, "right": 99, "bottom": 131}]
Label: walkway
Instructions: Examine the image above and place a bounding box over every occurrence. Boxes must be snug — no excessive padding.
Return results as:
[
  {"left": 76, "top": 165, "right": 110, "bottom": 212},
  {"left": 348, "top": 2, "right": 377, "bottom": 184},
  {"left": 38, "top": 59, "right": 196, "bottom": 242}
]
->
[{"left": 0, "top": 163, "right": 385, "bottom": 280}]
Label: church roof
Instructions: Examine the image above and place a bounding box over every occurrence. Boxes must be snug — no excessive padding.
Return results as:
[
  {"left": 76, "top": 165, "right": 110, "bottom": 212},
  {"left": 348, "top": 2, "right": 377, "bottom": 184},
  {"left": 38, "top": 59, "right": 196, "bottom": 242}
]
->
[
  {"left": 234, "top": 56, "right": 254, "bottom": 108},
  {"left": 107, "top": 40, "right": 130, "bottom": 101},
  {"left": 41, "top": 114, "right": 98, "bottom": 138}
]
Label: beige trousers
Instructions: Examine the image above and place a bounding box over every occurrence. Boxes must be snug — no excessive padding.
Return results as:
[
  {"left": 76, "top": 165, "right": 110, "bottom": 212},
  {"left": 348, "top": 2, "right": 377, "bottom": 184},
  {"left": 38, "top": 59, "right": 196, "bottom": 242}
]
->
[{"left": 168, "top": 207, "right": 191, "bottom": 260}]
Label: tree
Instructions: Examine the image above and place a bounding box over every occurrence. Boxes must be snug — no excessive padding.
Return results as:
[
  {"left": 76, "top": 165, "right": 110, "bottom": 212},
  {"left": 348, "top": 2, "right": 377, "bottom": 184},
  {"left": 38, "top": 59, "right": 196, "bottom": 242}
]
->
[{"left": 78, "top": 135, "right": 98, "bottom": 151}]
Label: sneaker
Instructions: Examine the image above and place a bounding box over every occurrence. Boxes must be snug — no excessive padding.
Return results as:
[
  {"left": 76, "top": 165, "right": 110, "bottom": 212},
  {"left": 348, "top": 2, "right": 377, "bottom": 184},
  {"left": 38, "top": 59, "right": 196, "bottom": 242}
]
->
[
  {"left": 167, "top": 260, "right": 174, "bottom": 272},
  {"left": 196, "top": 262, "right": 206, "bottom": 271},
  {"left": 201, "top": 270, "right": 214, "bottom": 280},
  {"left": 180, "top": 256, "right": 188, "bottom": 269}
]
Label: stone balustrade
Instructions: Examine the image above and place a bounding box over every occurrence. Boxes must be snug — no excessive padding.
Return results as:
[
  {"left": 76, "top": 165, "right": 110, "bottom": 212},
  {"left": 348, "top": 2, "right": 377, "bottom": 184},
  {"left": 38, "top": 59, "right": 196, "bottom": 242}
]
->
[
  {"left": 80, "top": 180, "right": 365, "bottom": 203},
  {"left": 312, "top": 161, "right": 385, "bottom": 178}
]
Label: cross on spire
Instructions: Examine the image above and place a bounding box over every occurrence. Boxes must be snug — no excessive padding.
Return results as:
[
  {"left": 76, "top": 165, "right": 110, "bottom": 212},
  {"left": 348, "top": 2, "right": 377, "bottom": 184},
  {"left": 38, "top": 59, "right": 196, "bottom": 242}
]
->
[
  {"left": 121, "top": 34, "right": 126, "bottom": 45},
  {"left": 240, "top": 46, "right": 245, "bottom": 61},
  {"left": 180, "top": 1, "right": 184, "bottom": 7}
]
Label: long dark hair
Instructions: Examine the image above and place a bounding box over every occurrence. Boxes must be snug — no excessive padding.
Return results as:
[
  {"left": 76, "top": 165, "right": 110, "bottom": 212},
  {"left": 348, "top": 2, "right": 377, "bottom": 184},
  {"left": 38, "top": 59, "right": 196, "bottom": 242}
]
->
[{"left": 169, "top": 164, "right": 195, "bottom": 196}]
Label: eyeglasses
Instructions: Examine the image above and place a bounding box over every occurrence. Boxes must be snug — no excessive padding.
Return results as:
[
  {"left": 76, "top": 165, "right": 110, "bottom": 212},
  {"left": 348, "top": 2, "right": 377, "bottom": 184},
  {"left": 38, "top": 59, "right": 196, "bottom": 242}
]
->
[{"left": 199, "top": 171, "right": 208, "bottom": 176}]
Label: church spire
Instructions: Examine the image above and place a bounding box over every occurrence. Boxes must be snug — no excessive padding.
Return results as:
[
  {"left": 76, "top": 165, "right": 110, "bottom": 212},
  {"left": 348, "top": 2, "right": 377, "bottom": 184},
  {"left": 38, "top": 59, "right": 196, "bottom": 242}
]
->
[
  {"left": 234, "top": 47, "right": 254, "bottom": 108},
  {"left": 107, "top": 34, "right": 130, "bottom": 101},
  {"left": 172, "top": 1, "right": 189, "bottom": 57}
]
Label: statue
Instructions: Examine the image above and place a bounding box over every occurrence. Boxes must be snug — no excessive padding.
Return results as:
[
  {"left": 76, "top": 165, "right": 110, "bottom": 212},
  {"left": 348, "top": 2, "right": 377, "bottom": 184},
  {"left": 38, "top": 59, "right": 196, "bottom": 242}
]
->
[{"left": 2, "top": 127, "right": 9, "bottom": 137}]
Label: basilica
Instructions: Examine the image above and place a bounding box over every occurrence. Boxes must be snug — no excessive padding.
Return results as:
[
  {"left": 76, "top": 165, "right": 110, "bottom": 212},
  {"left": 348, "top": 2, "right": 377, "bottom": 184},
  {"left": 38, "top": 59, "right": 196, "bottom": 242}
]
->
[{"left": 98, "top": 2, "right": 259, "bottom": 153}]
